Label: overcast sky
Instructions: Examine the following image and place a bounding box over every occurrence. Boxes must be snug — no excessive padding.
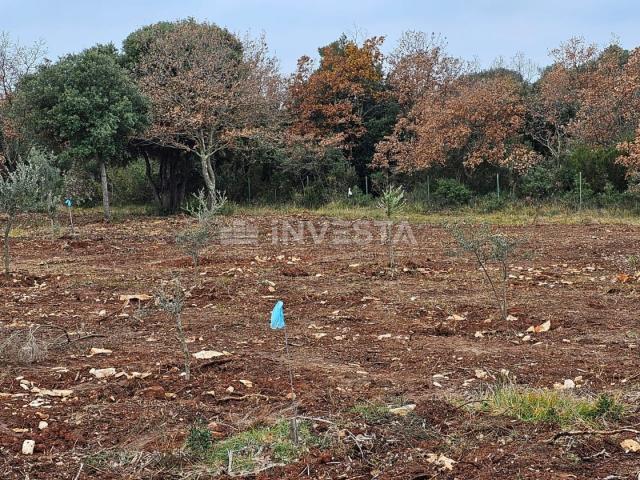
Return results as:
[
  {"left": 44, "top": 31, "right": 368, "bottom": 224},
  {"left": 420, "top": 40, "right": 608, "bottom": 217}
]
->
[{"left": 3, "top": 0, "right": 639, "bottom": 73}]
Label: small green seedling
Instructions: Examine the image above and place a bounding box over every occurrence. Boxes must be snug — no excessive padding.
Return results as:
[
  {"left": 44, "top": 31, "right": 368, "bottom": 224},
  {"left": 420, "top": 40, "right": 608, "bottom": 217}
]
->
[{"left": 377, "top": 185, "right": 405, "bottom": 274}]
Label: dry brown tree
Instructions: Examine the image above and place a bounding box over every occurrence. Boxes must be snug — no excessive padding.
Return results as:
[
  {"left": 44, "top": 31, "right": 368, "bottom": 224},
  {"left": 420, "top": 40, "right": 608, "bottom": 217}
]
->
[{"left": 134, "top": 20, "right": 283, "bottom": 204}]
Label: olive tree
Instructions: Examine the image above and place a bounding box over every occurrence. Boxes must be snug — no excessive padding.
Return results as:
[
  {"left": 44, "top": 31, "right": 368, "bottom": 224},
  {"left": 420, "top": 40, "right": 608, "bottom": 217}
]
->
[
  {"left": 155, "top": 278, "right": 190, "bottom": 381},
  {"left": 0, "top": 151, "right": 60, "bottom": 275},
  {"left": 448, "top": 222, "right": 518, "bottom": 321},
  {"left": 176, "top": 189, "right": 227, "bottom": 279}
]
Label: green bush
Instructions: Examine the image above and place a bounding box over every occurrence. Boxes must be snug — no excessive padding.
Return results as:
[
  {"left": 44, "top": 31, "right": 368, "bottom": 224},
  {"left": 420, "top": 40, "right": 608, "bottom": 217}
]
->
[
  {"left": 474, "top": 192, "right": 506, "bottom": 213},
  {"left": 292, "top": 184, "right": 330, "bottom": 208},
  {"left": 561, "top": 172, "right": 595, "bottom": 207},
  {"left": 110, "top": 158, "right": 154, "bottom": 206},
  {"left": 566, "top": 145, "right": 626, "bottom": 193},
  {"left": 63, "top": 164, "right": 100, "bottom": 206},
  {"left": 433, "top": 178, "right": 472, "bottom": 206},
  {"left": 348, "top": 186, "right": 374, "bottom": 206},
  {"left": 185, "top": 422, "right": 213, "bottom": 457},
  {"left": 597, "top": 181, "right": 625, "bottom": 207},
  {"left": 520, "top": 163, "right": 560, "bottom": 199}
]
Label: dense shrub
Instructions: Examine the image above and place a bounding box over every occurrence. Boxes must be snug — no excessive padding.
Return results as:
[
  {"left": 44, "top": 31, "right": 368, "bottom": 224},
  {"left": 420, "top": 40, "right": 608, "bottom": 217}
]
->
[
  {"left": 63, "top": 164, "right": 100, "bottom": 206},
  {"left": 110, "top": 158, "right": 154, "bottom": 205},
  {"left": 566, "top": 146, "right": 626, "bottom": 193},
  {"left": 289, "top": 152, "right": 359, "bottom": 208},
  {"left": 433, "top": 178, "right": 472, "bottom": 206},
  {"left": 348, "top": 186, "right": 374, "bottom": 206},
  {"left": 561, "top": 172, "right": 595, "bottom": 207},
  {"left": 474, "top": 192, "right": 506, "bottom": 213},
  {"left": 597, "top": 181, "right": 625, "bottom": 207},
  {"left": 292, "top": 184, "right": 330, "bottom": 208},
  {"left": 520, "top": 163, "right": 560, "bottom": 200}
]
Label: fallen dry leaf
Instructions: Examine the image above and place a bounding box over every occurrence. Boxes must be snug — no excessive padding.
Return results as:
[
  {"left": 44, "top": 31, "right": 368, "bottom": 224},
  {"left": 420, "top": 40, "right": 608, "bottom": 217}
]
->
[{"left": 616, "top": 273, "right": 632, "bottom": 284}]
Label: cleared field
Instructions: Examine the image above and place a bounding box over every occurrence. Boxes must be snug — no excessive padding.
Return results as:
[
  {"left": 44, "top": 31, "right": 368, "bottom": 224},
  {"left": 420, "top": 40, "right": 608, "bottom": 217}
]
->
[{"left": 1, "top": 212, "right": 639, "bottom": 479}]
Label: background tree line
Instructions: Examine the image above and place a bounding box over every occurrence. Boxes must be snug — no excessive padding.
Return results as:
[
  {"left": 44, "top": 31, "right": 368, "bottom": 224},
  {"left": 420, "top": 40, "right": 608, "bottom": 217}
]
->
[{"left": 3, "top": 21, "right": 640, "bottom": 218}]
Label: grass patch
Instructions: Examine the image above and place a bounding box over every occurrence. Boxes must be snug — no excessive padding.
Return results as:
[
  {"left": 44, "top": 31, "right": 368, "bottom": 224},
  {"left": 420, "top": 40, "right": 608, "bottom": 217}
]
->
[
  {"left": 479, "top": 385, "right": 623, "bottom": 427},
  {"left": 8, "top": 226, "right": 30, "bottom": 238},
  {"left": 350, "top": 402, "right": 392, "bottom": 423},
  {"left": 232, "top": 201, "right": 640, "bottom": 226},
  {"left": 69, "top": 202, "right": 640, "bottom": 226},
  {"left": 186, "top": 420, "right": 320, "bottom": 475}
]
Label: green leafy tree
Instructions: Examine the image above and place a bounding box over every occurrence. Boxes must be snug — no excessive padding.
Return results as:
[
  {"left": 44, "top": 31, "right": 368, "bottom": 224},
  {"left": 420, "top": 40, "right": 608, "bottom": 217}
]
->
[{"left": 13, "top": 44, "right": 149, "bottom": 221}]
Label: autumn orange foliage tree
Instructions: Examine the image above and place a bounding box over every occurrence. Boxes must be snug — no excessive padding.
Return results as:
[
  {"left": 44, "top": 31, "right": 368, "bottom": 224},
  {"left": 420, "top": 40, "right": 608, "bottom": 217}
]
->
[
  {"left": 386, "top": 31, "right": 464, "bottom": 111},
  {"left": 288, "top": 35, "right": 386, "bottom": 158},
  {"left": 569, "top": 45, "right": 640, "bottom": 175},
  {"left": 525, "top": 37, "right": 640, "bottom": 177},
  {"left": 374, "top": 72, "right": 533, "bottom": 178},
  {"left": 524, "top": 37, "right": 597, "bottom": 164}
]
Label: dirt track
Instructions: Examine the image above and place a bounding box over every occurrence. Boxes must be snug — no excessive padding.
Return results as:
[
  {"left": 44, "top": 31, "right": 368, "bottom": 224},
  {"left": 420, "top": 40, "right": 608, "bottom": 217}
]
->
[{"left": 1, "top": 213, "right": 639, "bottom": 479}]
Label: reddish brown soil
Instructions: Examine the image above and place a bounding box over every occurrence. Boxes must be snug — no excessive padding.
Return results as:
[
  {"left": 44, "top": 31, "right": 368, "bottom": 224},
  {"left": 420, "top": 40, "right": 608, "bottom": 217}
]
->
[{"left": 1, "top": 214, "right": 639, "bottom": 479}]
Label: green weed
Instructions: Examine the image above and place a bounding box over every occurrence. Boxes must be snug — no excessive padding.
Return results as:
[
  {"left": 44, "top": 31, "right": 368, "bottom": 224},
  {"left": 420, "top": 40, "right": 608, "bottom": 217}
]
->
[
  {"left": 479, "top": 385, "right": 624, "bottom": 427},
  {"left": 186, "top": 420, "right": 318, "bottom": 475}
]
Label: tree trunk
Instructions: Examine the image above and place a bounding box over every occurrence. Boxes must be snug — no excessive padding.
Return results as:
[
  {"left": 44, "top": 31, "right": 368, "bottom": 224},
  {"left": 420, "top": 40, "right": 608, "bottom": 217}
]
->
[
  {"left": 199, "top": 152, "right": 216, "bottom": 204},
  {"left": 144, "top": 151, "right": 190, "bottom": 215},
  {"left": 387, "top": 220, "right": 395, "bottom": 274},
  {"left": 3, "top": 216, "right": 13, "bottom": 277},
  {"left": 99, "top": 160, "right": 111, "bottom": 222},
  {"left": 143, "top": 152, "right": 163, "bottom": 209},
  {"left": 174, "top": 313, "right": 191, "bottom": 381}
]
